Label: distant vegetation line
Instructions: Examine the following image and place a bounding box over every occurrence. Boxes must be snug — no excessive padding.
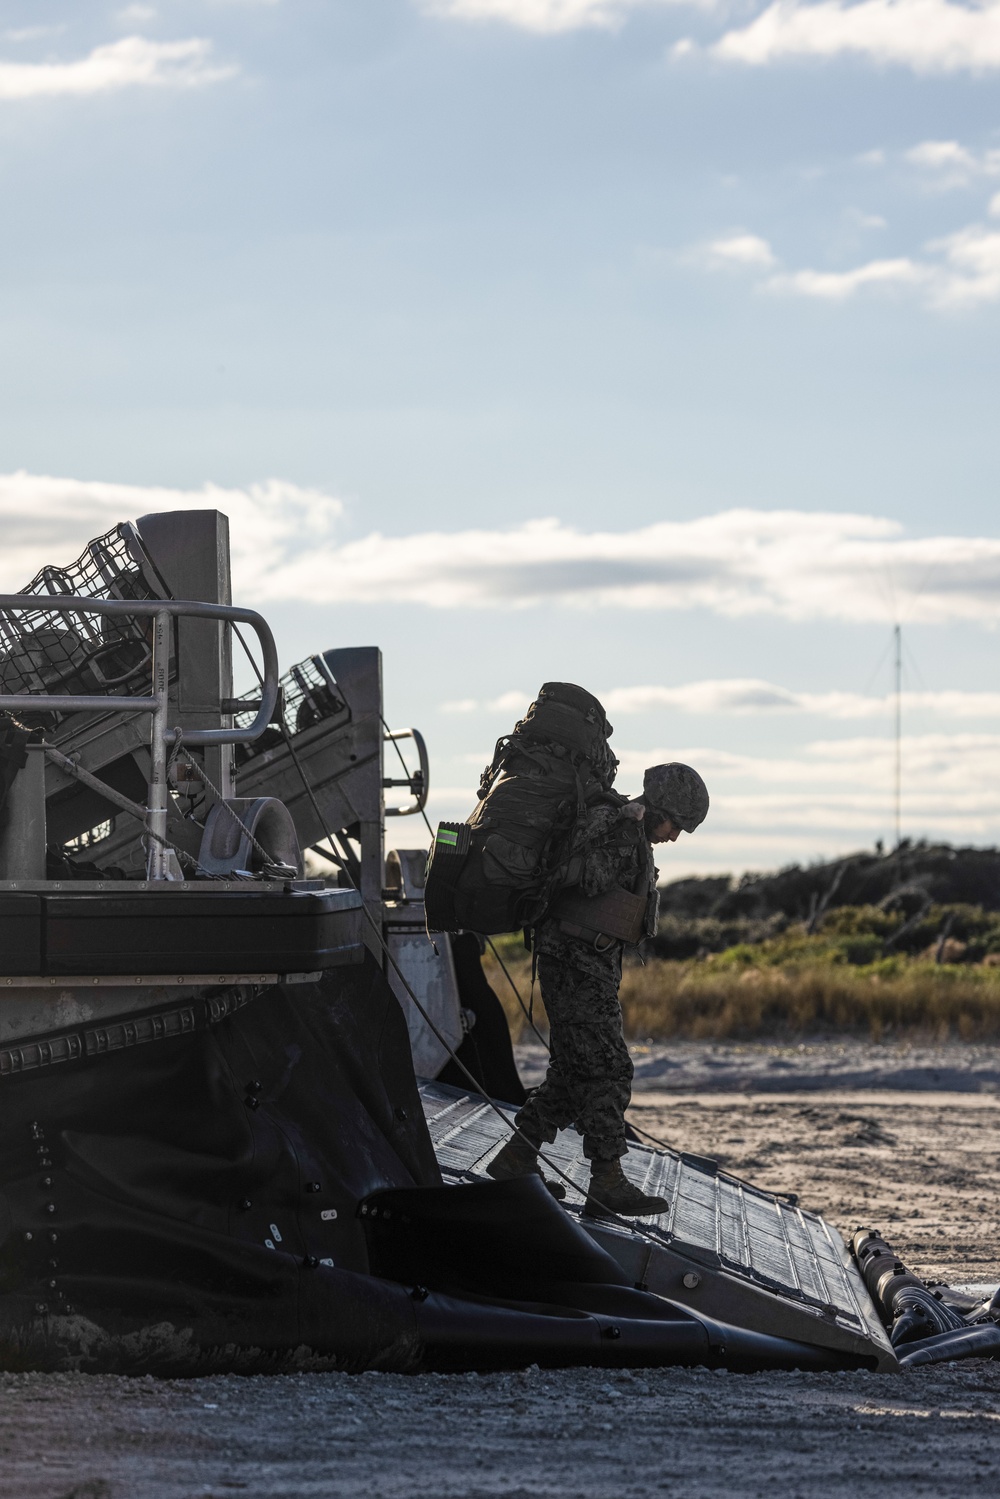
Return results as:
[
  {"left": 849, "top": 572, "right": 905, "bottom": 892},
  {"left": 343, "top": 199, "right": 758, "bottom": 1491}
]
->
[
  {"left": 483, "top": 842, "right": 1000, "bottom": 1042},
  {"left": 484, "top": 939, "right": 1000, "bottom": 1044}
]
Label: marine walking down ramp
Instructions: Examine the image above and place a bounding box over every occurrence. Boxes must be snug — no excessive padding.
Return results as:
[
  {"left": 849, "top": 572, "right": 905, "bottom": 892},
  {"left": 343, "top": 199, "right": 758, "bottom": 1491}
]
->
[
  {"left": 486, "top": 756, "right": 710, "bottom": 1215},
  {"left": 0, "top": 509, "right": 996, "bottom": 1392}
]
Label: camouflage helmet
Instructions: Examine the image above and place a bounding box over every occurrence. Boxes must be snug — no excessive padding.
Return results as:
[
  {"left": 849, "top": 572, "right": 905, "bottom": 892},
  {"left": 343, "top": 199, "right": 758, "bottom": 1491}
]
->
[{"left": 643, "top": 762, "right": 709, "bottom": 834}]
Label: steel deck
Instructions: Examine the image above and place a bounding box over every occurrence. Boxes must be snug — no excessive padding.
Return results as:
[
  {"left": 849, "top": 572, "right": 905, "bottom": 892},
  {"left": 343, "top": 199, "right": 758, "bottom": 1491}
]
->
[{"left": 418, "top": 1079, "right": 896, "bottom": 1369}]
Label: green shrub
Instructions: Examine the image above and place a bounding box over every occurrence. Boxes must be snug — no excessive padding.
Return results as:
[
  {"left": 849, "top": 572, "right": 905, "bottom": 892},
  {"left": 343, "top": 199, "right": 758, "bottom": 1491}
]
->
[{"left": 480, "top": 910, "right": 1000, "bottom": 1043}]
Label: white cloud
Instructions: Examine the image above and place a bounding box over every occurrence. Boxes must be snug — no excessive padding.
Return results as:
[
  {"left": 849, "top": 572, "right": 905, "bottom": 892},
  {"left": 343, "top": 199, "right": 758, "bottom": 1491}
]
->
[
  {"left": 117, "top": 5, "right": 158, "bottom": 23},
  {"left": 619, "top": 731, "right": 1000, "bottom": 787},
  {"left": 2, "top": 27, "right": 67, "bottom": 43},
  {"left": 616, "top": 732, "right": 1000, "bottom": 827},
  {"left": 248, "top": 510, "right": 1000, "bottom": 622},
  {"left": 709, "top": 211, "right": 1000, "bottom": 307},
  {"left": 9, "top": 474, "right": 1000, "bottom": 627},
  {"left": 419, "top": 0, "right": 697, "bottom": 33},
  {"left": 704, "top": 232, "right": 777, "bottom": 269},
  {"left": 605, "top": 681, "right": 1000, "bottom": 718},
  {"left": 442, "top": 690, "right": 531, "bottom": 713},
  {"left": 907, "top": 139, "right": 976, "bottom": 172},
  {"left": 0, "top": 472, "right": 344, "bottom": 599},
  {"left": 420, "top": 730, "right": 1000, "bottom": 867},
  {"left": 768, "top": 256, "right": 928, "bottom": 299},
  {"left": 698, "top": 171, "right": 1000, "bottom": 305},
  {"left": 402, "top": 730, "right": 1000, "bottom": 864},
  {"left": 709, "top": 0, "right": 1000, "bottom": 75},
  {"left": 607, "top": 681, "right": 836, "bottom": 715},
  {"left": 928, "top": 224, "right": 1000, "bottom": 306},
  {"left": 446, "top": 680, "right": 1000, "bottom": 718},
  {"left": 489, "top": 690, "right": 532, "bottom": 713},
  {"left": 905, "top": 138, "right": 1000, "bottom": 189},
  {"left": 0, "top": 36, "right": 234, "bottom": 100}
]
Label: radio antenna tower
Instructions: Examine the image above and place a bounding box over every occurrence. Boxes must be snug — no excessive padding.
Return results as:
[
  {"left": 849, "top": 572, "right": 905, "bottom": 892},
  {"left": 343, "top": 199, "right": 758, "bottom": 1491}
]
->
[{"left": 893, "top": 622, "right": 902, "bottom": 848}]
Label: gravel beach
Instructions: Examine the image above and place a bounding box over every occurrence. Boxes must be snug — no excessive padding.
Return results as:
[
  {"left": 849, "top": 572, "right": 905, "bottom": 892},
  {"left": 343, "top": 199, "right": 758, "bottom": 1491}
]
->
[{"left": 3, "top": 1040, "right": 997, "bottom": 1499}]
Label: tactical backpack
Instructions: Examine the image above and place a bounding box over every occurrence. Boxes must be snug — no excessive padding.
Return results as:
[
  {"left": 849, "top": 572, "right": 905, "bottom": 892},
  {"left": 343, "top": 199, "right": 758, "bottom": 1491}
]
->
[{"left": 424, "top": 682, "right": 622, "bottom": 935}]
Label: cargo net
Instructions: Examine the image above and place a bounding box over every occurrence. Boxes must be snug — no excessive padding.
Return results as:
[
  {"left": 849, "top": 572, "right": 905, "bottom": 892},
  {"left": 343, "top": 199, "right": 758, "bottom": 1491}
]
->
[
  {"left": 0, "top": 523, "right": 160, "bottom": 729},
  {"left": 232, "top": 655, "right": 348, "bottom": 765}
]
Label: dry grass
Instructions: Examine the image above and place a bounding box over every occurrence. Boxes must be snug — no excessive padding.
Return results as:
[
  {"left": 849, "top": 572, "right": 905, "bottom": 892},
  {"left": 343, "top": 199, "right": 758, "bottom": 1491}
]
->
[
  {"left": 482, "top": 938, "right": 1000, "bottom": 1043},
  {"left": 616, "top": 959, "right": 1000, "bottom": 1042},
  {"left": 481, "top": 942, "right": 544, "bottom": 1042}
]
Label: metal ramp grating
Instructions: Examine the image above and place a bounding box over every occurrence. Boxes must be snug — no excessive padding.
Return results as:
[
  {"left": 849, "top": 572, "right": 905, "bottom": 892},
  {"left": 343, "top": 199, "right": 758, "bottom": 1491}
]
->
[{"left": 419, "top": 1079, "right": 872, "bottom": 1336}]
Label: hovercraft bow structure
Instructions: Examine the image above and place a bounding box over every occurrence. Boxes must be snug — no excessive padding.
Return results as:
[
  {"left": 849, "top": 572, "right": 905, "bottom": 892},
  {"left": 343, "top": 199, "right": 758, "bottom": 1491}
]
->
[{"left": 0, "top": 509, "right": 992, "bottom": 1376}]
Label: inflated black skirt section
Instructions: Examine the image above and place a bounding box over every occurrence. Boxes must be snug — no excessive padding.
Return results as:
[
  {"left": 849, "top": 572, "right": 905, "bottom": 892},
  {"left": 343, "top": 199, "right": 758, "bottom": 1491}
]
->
[{"left": 0, "top": 953, "right": 868, "bottom": 1374}]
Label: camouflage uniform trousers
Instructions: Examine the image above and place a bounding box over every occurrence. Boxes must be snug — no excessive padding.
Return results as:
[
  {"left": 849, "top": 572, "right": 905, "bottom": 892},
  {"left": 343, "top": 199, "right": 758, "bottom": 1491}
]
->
[{"left": 513, "top": 934, "right": 632, "bottom": 1163}]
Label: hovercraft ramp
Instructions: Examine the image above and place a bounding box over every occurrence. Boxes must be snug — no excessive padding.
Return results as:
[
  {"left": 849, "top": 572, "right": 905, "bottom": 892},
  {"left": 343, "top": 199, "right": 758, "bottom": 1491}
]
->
[{"left": 418, "top": 1079, "right": 896, "bottom": 1371}]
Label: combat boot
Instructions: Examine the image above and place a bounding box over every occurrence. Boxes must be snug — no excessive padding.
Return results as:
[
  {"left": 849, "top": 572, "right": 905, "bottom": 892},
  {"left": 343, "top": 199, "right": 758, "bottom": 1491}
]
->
[
  {"left": 486, "top": 1133, "right": 566, "bottom": 1200},
  {"left": 486, "top": 1133, "right": 540, "bottom": 1182},
  {"left": 584, "top": 1157, "right": 669, "bottom": 1218}
]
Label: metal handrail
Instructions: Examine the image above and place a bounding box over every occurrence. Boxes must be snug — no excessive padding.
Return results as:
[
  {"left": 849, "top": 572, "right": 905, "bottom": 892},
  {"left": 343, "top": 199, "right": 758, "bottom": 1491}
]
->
[
  {"left": 383, "top": 726, "right": 429, "bottom": 817},
  {"left": 0, "top": 595, "right": 278, "bottom": 743},
  {"left": 0, "top": 595, "right": 280, "bottom": 880}
]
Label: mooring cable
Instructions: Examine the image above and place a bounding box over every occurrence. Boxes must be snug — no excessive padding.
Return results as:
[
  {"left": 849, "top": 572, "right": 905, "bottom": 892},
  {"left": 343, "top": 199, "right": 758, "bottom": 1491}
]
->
[
  {"left": 484, "top": 936, "right": 675, "bottom": 1155},
  {"left": 484, "top": 936, "right": 550, "bottom": 1050}
]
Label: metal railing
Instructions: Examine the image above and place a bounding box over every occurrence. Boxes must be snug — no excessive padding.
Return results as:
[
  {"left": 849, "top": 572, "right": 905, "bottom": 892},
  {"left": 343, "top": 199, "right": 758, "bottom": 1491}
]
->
[
  {"left": 0, "top": 596, "right": 279, "bottom": 881},
  {"left": 383, "top": 727, "right": 429, "bottom": 817}
]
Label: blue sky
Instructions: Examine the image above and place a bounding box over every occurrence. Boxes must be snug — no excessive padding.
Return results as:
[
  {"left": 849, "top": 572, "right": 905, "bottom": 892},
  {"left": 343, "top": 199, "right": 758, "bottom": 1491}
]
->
[{"left": 1, "top": 0, "right": 999, "bottom": 876}]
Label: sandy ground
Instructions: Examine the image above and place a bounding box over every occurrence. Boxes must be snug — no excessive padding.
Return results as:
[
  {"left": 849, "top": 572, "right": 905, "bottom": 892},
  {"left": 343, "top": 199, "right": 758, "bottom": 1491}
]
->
[
  {"left": 517, "top": 1037, "right": 1000, "bottom": 1097},
  {"left": 626, "top": 1090, "right": 1000, "bottom": 1288},
  {"left": 2, "top": 1041, "right": 998, "bottom": 1499}
]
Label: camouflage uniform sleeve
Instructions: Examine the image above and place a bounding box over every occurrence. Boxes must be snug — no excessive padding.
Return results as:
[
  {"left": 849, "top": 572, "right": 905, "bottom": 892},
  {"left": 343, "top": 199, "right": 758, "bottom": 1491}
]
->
[{"left": 579, "top": 819, "right": 644, "bottom": 898}]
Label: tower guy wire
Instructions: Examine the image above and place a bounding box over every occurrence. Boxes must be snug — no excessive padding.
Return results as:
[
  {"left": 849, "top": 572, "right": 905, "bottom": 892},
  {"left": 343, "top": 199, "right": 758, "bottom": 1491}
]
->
[{"left": 893, "top": 621, "right": 902, "bottom": 849}]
